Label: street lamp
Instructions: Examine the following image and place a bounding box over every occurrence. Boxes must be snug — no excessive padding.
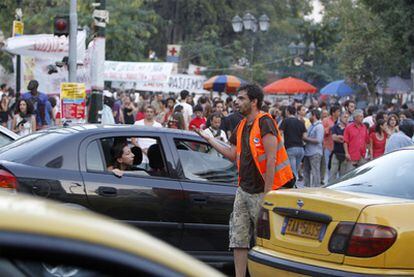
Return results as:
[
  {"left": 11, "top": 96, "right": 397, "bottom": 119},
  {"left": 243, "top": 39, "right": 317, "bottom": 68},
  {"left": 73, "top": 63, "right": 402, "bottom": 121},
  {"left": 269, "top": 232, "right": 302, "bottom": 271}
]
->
[
  {"left": 231, "top": 15, "right": 243, "bottom": 33},
  {"left": 259, "top": 14, "right": 270, "bottom": 32},
  {"left": 308, "top": 42, "right": 316, "bottom": 56},
  {"left": 0, "top": 30, "right": 5, "bottom": 44},
  {"left": 231, "top": 13, "right": 270, "bottom": 80},
  {"left": 288, "top": 41, "right": 316, "bottom": 66},
  {"left": 242, "top": 13, "right": 255, "bottom": 30}
]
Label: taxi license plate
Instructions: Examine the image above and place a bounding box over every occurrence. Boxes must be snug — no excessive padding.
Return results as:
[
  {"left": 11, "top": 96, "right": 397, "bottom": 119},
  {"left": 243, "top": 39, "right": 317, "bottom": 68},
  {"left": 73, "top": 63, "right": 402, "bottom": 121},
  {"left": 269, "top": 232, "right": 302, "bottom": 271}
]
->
[{"left": 281, "top": 218, "right": 325, "bottom": 241}]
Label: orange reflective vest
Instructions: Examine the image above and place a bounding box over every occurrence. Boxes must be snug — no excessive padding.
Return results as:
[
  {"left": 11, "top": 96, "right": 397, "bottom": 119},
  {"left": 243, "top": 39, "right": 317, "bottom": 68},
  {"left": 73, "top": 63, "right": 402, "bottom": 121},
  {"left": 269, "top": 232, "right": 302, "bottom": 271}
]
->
[{"left": 236, "top": 112, "right": 293, "bottom": 190}]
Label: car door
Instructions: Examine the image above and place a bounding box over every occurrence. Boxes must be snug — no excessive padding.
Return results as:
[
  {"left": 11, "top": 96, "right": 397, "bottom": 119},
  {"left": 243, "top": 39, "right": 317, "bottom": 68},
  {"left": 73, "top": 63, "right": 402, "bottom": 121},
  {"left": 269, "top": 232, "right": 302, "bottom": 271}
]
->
[
  {"left": 168, "top": 135, "right": 237, "bottom": 253},
  {"left": 79, "top": 131, "right": 184, "bottom": 247}
]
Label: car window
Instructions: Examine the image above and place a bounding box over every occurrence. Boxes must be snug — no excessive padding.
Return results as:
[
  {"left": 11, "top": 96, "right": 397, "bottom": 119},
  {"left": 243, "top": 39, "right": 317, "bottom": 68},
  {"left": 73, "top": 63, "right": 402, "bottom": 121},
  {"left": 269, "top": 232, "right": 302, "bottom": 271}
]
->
[
  {"left": 175, "top": 139, "right": 237, "bottom": 184},
  {"left": 46, "top": 156, "right": 63, "bottom": 169},
  {"left": 0, "top": 133, "right": 14, "bottom": 148},
  {"left": 87, "top": 140, "right": 105, "bottom": 172},
  {"left": 327, "top": 150, "right": 414, "bottom": 199},
  {"left": 100, "top": 136, "right": 169, "bottom": 178},
  {"left": 0, "top": 132, "right": 64, "bottom": 163}
]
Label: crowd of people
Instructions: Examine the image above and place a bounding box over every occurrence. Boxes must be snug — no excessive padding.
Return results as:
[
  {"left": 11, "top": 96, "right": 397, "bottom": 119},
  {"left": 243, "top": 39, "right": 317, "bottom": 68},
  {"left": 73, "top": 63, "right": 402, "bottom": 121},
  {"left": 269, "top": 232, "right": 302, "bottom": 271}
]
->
[
  {"left": 3, "top": 79, "right": 414, "bottom": 187},
  {"left": 101, "top": 88, "right": 239, "bottom": 142},
  {"left": 0, "top": 80, "right": 61, "bottom": 136},
  {"left": 101, "top": 87, "right": 414, "bottom": 187},
  {"left": 276, "top": 99, "right": 414, "bottom": 187}
]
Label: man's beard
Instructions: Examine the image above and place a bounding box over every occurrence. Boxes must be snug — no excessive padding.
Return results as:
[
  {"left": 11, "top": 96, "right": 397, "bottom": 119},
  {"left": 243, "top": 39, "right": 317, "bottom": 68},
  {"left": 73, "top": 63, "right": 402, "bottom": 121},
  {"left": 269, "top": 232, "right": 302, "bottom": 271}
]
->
[{"left": 240, "top": 105, "right": 251, "bottom": 116}]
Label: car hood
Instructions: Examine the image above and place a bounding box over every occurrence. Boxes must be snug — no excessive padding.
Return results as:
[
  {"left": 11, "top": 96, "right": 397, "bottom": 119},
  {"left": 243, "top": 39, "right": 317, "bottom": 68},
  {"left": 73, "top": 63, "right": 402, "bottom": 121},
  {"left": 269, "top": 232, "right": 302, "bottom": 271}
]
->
[{"left": 0, "top": 192, "right": 223, "bottom": 277}]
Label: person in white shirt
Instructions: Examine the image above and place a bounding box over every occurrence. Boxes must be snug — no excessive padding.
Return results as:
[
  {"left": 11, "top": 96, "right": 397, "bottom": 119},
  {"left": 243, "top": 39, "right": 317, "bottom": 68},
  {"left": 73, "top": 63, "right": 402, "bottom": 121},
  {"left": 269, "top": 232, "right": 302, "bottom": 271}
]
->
[
  {"left": 174, "top": 90, "right": 193, "bottom": 130},
  {"left": 101, "top": 90, "right": 115, "bottom": 125},
  {"left": 133, "top": 106, "right": 162, "bottom": 164},
  {"left": 203, "top": 113, "right": 228, "bottom": 143}
]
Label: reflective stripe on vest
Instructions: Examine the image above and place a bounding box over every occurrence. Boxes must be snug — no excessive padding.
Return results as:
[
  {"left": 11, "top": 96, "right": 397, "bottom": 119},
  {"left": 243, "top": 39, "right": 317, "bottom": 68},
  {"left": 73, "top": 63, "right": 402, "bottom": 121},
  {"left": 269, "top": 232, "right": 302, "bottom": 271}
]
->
[
  {"left": 235, "top": 112, "right": 294, "bottom": 190},
  {"left": 257, "top": 141, "right": 285, "bottom": 162}
]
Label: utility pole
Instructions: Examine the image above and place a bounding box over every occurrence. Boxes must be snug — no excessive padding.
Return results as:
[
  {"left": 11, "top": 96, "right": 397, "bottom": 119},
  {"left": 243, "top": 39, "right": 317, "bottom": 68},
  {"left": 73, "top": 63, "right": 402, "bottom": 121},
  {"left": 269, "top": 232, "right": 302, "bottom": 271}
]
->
[
  {"left": 68, "top": 0, "right": 78, "bottom": 82},
  {"left": 15, "top": 0, "right": 22, "bottom": 95},
  {"left": 88, "top": 0, "right": 107, "bottom": 123}
]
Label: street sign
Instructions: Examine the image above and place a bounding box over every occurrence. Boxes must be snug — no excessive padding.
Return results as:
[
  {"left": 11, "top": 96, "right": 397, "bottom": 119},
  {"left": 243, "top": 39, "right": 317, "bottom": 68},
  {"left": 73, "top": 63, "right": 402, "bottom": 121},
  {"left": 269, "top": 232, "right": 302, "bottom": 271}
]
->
[
  {"left": 166, "top": 44, "right": 181, "bottom": 63},
  {"left": 12, "top": 21, "right": 24, "bottom": 37},
  {"left": 61, "top": 83, "right": 86, "bottom": 120}
]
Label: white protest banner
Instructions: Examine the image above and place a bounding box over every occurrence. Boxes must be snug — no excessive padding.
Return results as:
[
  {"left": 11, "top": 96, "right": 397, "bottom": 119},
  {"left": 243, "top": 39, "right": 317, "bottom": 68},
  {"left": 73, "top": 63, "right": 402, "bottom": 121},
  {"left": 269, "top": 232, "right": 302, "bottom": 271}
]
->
[
  {"left": 5, "top": 30, "right": 86, "bottom": 63},
  {"left": 104, "top": 61, "right": 174, "bottom": 91},
  {"left": 167, "top": 74, "right": 208, "bottom": 94},
  {"left": 18, "top": 46, "right": 91, "bottom": 95}
]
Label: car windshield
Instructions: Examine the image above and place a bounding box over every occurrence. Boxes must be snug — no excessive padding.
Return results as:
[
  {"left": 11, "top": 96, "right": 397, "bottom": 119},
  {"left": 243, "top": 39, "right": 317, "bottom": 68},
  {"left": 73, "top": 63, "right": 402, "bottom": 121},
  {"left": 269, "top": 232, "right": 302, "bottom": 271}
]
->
[
  {"left": 0, "top": 132, "right": 65, "bottom": 163},
  {"left": 327, "top": 149, "right": 414, "bottom": 200}
]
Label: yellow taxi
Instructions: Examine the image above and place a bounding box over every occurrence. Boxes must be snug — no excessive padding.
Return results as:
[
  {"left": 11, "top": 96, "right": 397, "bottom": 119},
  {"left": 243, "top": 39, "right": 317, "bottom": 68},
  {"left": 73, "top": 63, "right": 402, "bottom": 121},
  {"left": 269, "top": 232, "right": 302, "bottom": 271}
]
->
[
  {"left": 0, "top": 192, "right": 223, "bottom": 276},
  {"left": 248, "top": 149, "right": 414, "bottom": 276}
]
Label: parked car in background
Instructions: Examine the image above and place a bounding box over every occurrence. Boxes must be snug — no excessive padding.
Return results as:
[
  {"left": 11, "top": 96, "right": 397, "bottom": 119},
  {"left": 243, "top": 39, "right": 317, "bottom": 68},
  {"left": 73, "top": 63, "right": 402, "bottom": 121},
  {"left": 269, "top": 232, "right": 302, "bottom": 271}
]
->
[
  {"left": 0, "top": 191, "right": 223, "bottom": 276},
  {"left": 0, "top": 125, "right": 238, "bottom": 266},
  {"left": 248, "top": 148, "right": 414, "bottom": 276}
]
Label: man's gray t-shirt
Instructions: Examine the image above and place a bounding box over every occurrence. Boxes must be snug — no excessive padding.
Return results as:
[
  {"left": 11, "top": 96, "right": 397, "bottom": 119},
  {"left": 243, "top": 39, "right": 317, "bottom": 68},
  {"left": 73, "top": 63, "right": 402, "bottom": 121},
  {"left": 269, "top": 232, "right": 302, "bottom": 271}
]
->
[{"left": 304, "top": 121, "right": 324, "bottom": 156}]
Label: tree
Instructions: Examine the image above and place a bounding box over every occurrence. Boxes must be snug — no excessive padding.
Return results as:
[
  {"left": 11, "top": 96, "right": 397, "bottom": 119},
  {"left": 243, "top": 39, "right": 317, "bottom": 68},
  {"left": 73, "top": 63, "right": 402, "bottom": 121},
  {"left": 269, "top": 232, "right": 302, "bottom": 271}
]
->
[
  {"left": 362, "top": 0, "right": 414, "bottom": 77},
  {"left": 144, "top": 0, "right": 317, "bottom": 84},
  {"left": 0, "top": 0, "right": 159, "bottom": 71},
  {"left": 322, "top": 0, "right": 400, "bottom": 99}
]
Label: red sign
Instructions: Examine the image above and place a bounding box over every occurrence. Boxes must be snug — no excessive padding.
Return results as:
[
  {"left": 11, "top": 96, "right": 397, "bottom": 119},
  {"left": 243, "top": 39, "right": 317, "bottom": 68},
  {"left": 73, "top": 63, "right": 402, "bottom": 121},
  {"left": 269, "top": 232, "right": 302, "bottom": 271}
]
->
[
  {"left": 62, "top": 101, "right": 86, "bottom": 119},
  {"left": 60, "top": 83, "right": 86, "bottom": 120}
]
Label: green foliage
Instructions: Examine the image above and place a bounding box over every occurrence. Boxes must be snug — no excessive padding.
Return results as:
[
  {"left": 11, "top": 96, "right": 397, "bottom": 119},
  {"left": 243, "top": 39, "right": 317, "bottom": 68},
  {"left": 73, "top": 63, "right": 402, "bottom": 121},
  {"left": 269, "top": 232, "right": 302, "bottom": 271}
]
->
[
  {"left": 322, "top": 0, "right": 400, "bottom": 97},
  {"left": 362, "top": 0, "right": 414, "bottom": 76},
  {"left": 0, "top": 0, "right": 341, "bottom": 88},
  {"left": 0, "top": 0, "right": 158, "bottom": 70},
  {"left": 105, "top": 1, "right": 159, "bottom": 61}
]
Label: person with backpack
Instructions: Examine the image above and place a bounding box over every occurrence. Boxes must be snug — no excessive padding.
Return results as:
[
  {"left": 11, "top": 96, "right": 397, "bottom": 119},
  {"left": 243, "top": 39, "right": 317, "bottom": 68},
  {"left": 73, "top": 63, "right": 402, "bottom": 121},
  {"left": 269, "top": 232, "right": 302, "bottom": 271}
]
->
[{"left": 203, "top": 113, "right": 228, "bottom": 143}]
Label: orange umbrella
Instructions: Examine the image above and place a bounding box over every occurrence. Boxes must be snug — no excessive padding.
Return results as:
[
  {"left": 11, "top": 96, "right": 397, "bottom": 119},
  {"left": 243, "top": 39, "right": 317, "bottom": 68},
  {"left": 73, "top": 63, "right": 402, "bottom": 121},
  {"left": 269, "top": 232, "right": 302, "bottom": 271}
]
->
[{"left": 264, "top": 77, "right": 317, "bottom": 94}]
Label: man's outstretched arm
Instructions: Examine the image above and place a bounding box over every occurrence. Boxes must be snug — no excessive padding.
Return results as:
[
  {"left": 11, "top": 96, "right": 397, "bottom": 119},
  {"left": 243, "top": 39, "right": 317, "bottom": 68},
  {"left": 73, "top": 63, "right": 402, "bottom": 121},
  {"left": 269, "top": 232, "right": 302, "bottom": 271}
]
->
[{"left": 195, "top": 129, "right": 237, "bottom": 161}]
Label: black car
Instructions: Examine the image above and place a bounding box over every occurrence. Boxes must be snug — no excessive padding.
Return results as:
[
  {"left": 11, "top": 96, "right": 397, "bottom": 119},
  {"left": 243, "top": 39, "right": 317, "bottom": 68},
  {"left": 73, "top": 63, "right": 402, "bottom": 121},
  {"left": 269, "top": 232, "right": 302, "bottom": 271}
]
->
[{"left": 0, "top": 125, "right": 238, "bottom": 265}]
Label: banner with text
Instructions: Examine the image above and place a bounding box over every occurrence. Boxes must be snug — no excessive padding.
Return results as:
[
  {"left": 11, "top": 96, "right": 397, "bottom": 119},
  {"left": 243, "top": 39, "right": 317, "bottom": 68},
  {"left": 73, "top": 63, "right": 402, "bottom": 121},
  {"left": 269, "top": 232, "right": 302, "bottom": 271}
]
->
[
  {"left": 167, "top": 74, "right": 207, "bottom": 94},
  {"left": 104, "top": 61, "right": 174, "bottom": 91}
]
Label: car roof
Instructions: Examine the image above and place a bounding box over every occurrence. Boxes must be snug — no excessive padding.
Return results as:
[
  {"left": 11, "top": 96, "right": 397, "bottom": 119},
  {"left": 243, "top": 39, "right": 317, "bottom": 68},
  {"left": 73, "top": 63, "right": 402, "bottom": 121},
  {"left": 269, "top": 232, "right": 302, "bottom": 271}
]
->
[
  {"left": 0, "top": 125, "right": 19, "bottom": 140},
  {"left": 0, "top": 192, "right": 221, "bottom": 277},
  {"left": 46, "top": 124, "right": 200, "bottom": 137}
]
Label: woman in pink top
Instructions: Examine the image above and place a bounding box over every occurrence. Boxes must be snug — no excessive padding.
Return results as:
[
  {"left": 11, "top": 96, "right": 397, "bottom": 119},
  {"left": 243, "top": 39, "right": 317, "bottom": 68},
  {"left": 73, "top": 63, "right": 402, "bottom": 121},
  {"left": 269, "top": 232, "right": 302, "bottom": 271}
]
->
[{"left": 369, "top": 119, "right": 387, "bottom": 159}]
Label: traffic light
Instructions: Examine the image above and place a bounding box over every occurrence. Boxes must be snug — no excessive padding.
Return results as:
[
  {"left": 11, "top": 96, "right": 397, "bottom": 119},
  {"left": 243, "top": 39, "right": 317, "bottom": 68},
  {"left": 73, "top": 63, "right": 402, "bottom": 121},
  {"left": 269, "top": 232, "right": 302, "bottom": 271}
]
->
[{"left": 53, "top": 16, "right": 69, "bottom": 37}]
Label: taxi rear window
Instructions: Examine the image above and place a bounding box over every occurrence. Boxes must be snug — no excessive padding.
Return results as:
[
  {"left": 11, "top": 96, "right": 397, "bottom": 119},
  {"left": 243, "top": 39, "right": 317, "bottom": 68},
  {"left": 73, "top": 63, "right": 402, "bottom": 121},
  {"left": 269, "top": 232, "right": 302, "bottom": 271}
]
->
[{"left": 327, "top": 149, "right": 414, "bottom": 200}]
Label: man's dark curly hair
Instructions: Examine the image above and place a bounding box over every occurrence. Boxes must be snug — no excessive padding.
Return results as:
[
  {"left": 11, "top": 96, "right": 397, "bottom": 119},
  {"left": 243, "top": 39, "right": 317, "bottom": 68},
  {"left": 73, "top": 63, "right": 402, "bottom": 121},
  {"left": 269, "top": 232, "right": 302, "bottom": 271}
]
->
[{"left": 237, "top": 84, "right": 264, "bottom": 110}]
